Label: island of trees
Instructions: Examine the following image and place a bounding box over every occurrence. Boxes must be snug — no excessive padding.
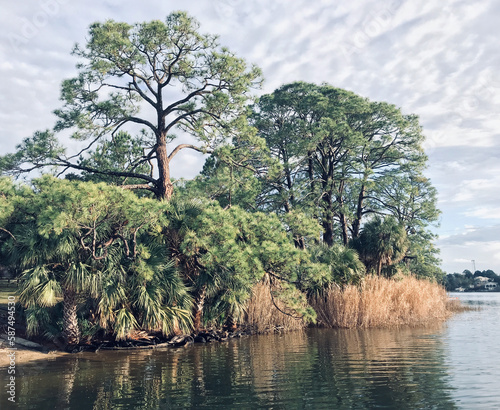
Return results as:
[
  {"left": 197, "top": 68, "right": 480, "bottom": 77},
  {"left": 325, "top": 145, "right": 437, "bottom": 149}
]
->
[{"left": 0, "top": 12, "right": 449, "bottom": 350}]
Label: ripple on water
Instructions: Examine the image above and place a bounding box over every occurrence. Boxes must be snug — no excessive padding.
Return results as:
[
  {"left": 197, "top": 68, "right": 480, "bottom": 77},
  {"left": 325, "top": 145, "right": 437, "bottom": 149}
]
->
[{"left": 7, "top": 293, "right": 500, "bottom": 409}]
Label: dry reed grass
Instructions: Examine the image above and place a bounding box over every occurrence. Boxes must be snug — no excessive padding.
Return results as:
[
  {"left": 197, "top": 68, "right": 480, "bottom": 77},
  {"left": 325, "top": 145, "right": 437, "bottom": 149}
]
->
[
  {"left": 245, "top": 276, "right": 306, "bottom": 333},
  {"left": 310, "top": 275, "right": 454, "bottom": 328},
  {"left": 446, "top": 297, "right": 475, "bottom": 313}
]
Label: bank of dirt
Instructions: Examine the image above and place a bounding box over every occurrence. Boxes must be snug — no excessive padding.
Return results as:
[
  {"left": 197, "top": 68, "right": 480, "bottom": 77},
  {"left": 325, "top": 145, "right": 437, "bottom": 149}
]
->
[{"left": 0, "top": 344, "right": 68, "bottom": 367}]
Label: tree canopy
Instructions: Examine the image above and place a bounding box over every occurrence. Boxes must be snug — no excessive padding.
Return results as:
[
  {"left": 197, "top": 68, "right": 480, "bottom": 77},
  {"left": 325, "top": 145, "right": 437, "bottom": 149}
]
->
[
  {"left": 0, "top": 12, "right": 262, "bottom": 200},
  {"left": 0, "top": 176, "right": 191, "bottom": 344}
]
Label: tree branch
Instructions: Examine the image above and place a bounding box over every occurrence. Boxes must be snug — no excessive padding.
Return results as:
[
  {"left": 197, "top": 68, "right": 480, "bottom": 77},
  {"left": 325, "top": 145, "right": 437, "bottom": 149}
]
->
[
  {"left": 0, "top": 227, "right": 16, "bottom": 241},
  {"left": 162, "top": 84, "right": 209, "bottom": 117},
  {"left": 268, "top": 285, "right": 303, "bottom": 321},
  {"left": 168, "top": 143, "right": 211, "bottom": 161},
  {"left": 131, "top": 76, "right": 157, "bottom": 108},
  {"left": 120, "top": 184, "right": 157, "bottom": 194},
  {"left": 164, "top": 108, "right": 204, "bottom": 134},
  {"left": 126, "top": 116, "right": 158, "bottom": 134},
  {"left": 55, "top": 158, "right": 157, "bottom": 184}
]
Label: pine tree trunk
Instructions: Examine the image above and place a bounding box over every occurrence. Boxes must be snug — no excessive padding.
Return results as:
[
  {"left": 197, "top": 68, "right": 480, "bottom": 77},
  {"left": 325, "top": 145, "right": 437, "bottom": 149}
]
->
[
  {"left": 193, "top": 285, "right": 207, "bottom": 332},
  {"left": 339, "top": 212, "right": 349, "bottom": 245},
  {"left": 322, "top": 219, "right": 334, "bottom": 246},
  {"left": 62, "top": 288, "right": 80, "bottom": 346},
  {"left": 352, "top": 184, "right": 366, "bottom": 238},
  {"left": 156, "top": 137, "right": 173, "bottom": 201}
]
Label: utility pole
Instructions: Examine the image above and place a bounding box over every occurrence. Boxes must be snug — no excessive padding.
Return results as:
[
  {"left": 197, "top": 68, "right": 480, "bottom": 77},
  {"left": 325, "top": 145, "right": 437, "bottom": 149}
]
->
[{"left": 472, "top": 260, "right": 476, "bottom": 274}]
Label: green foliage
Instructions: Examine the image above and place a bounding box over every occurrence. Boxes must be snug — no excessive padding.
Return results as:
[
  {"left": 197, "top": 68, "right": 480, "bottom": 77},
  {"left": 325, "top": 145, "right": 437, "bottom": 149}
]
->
[
  {"left": 281, "top": 210, "right": 321, "bottom": 248},
  {"left": 350, "top": 216, "right": 409, "bottom": 277},
  {"left": 0, "top": 131, "right": 64, "bottom": 176},
  {"left": 164, "top": 199, "right": 317, "bottom": 326},
  {"left": 1, "top": 177, "right": 191, "bottom": 342},
  {"left": 176, "top": 122, "right": 270, "bottom": 210},
  {"left": 65, "top": 131, "right": 152, "bottom": 187},
  {"left": 0, "top": 12, "right": 262, "bottom": 200},
  {"left": 306, "top": 243, "right": 365, "bottom": 292},
  {"left": 24, "top": 305, "right": 63, "bottom": 339}
]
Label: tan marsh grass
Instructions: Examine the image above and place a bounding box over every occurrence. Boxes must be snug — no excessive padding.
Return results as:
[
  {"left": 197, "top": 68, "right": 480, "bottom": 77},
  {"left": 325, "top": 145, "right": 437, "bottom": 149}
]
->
[
  {"left": 310, "top": 275, "right": 453, "bottom": 328},
  {"left": 245, "top": 276, "right": 306, "bottom": 333}
]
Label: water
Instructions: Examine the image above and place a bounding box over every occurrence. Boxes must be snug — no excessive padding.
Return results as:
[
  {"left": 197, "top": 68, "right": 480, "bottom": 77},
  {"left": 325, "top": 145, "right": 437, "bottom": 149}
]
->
[{"left": 3, "top": 292, "right": 500, "bottom": 409}]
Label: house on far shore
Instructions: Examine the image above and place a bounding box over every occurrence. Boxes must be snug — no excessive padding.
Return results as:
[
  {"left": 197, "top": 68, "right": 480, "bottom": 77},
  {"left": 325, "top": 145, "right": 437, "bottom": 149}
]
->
[
  {"left": 485, "top": 282, "right": 498, "bottom": 291},
  {"left": 474, "top": 276, "right": 498, "bottom": 291}
]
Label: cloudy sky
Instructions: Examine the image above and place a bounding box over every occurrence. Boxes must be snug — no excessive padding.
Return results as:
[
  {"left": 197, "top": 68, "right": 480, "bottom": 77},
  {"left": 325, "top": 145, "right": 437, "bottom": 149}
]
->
[{"left": 1, "top": 0, "right": 499, "bottom": 274}]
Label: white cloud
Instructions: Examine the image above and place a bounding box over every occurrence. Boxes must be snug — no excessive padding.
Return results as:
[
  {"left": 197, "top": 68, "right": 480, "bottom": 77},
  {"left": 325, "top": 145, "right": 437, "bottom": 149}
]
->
[
  {"left": 465, "top": 207, "right": 500, "bottom": 220},
  {"left": 438, "top": 238, "right": 500, "bottom": 274}
]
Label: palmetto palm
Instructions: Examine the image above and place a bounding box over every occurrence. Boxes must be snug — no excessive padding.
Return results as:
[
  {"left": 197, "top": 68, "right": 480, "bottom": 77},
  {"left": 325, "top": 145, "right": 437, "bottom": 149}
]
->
[
  {"left": 16, "top": 230, "right": 87, "bottom": 344},
  {"left": 307, "top": 242, "right": 366, "bottom": 292},
  {"left": 3, "top": 177, "right": 192, "bottom": 344},
  {"left": 352, "top": 216, "right": 409, "bottom": 276}
]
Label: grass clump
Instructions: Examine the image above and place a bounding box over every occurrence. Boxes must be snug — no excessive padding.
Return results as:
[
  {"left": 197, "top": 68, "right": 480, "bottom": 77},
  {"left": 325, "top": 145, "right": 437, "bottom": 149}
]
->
[
  {"left": 310, "top": 275, "right": 454, "bottom": 328},
  {"left": 245, "top": 276, "right": 307, "bottom": 333}
]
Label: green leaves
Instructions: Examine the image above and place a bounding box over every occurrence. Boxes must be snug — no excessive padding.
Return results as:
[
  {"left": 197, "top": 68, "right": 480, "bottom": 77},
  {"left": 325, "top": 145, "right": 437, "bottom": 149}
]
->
[
  {"left": 250, "top": 81, "right": 440, "bottom": 277},
  {"left": 307, "top": 243, "right": 365, "bottom": 290},
  {"left": 163, "top": 199, "right": 318, "bottom": 326},
  {"left": 1, "top": 177, "right": 192, "bottom": 341},
  {"left": 0, "top": 130, "right": 65, "bottom": 175},
  {"left": 351, "top": 216, "right": 409, "bottom": 277}
]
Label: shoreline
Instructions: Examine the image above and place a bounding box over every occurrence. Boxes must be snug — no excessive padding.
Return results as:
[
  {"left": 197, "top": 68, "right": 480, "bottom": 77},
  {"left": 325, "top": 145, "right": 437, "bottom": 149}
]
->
[
  {"left": 0, "top": 277, "right": 466, "bottom": 365},
  {"left": 0, "top": 347, "right": 68, "bottom": 367},
  {"left": 0, "top": 312, "right": 461, "bottom": 367}
]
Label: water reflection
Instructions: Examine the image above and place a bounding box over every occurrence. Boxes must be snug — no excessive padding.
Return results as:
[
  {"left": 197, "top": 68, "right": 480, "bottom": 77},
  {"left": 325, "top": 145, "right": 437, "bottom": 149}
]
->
[
  {"left": 445, "top": 293, "right": 500, "bottom": 409},
  {"left": 9, "top": 323, "right": 462, "bottom": 409},
  {"left": 308, "top": 327, "right": 457, "bottom": 409}
]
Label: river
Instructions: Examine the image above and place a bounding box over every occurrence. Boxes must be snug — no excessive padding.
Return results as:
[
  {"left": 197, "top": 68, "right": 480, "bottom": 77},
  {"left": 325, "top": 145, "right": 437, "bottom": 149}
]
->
[{"left": 4, "top": 292, "right": 500, "bottom": 409}]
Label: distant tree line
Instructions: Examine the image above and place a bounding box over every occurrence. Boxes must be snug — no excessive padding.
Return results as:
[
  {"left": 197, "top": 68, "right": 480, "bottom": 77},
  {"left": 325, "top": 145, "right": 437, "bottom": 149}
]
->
[{"left": 444, "top": 270, "right": 500, "bottom": 291}]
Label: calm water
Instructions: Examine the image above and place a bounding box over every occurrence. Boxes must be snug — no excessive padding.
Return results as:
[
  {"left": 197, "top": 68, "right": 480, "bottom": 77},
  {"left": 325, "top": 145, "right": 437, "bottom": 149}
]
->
[{"left": 3, "top": 292, "right": 500, "bottom": 409}]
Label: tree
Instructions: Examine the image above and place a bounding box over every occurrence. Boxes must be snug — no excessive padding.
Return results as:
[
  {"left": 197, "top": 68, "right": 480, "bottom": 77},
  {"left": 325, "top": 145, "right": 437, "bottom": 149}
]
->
[
  {"left": 163, "top": 199, "right": 317, "bottom": 331},
  {"left": 1, "top": 177, "right": 191, "bottom": 345},
  {"left": 351, "top": 216, "right": 409, "bottom": 276},
  {"left": 252, "top": 82, "right": 433, "bottom": 251},
  {"left": 1, "top": 12, "right": 262, "bottom": 200},
  {"left": 251, "top": 82, "right": 330, "bottom": 215},
  {"left": 366, "top": 168, "right": 441, "bottom": 278},
  {"left": 252, "top": 82, "right": 370, "bottom": 245}
]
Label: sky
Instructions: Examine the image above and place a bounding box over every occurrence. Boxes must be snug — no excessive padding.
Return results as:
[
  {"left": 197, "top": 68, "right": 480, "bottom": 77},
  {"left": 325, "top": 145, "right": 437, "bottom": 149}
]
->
[{"left": 1, "top": 0, "right": 499, "bottom": 274}]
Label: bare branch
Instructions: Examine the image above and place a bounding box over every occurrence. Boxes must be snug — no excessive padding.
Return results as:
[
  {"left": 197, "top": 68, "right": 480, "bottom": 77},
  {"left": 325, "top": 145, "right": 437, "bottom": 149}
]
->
[
  {"left": 168, "top": 143, "right": 211, "bottom": 161},
  {"left": 131, "top": 76, "right": 157, "bottom": 108},
  {"left": 120, "top": 184, "right": 157, "bottom": 193},
  {"left": 54, "top": 157, "right": 157, "bottom": 184},
  {"left": 162, "top": 85, "right": 209, "bottom": 117},
  {"left": 126, "top": 116, "right": 158, "bottom": 134},
  {"left": 0, "top": 227, "right": 16, "bottom": 241}
]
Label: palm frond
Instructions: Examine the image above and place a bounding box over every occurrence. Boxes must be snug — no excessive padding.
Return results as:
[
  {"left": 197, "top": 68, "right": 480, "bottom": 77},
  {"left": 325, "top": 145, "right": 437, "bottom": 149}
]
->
[{"left": 114, "top": 308, "right": 138, "bottom": 340}]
